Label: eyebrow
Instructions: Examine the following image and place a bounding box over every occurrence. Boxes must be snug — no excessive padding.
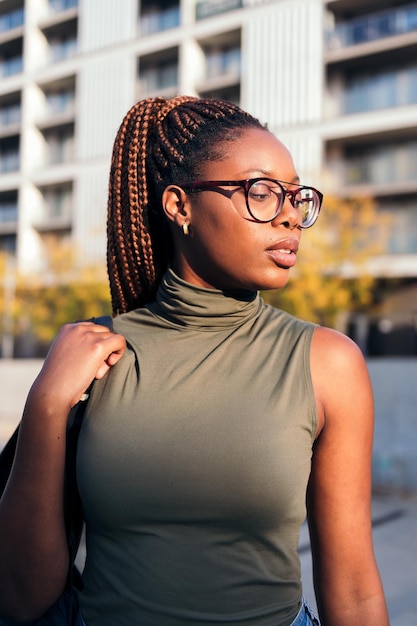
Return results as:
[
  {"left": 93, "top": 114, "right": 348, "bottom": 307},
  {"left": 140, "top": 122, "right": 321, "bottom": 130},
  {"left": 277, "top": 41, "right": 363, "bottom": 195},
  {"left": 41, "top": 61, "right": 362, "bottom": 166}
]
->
[{"left": 249, "top": 170, "right": 301, "bottom": 185}]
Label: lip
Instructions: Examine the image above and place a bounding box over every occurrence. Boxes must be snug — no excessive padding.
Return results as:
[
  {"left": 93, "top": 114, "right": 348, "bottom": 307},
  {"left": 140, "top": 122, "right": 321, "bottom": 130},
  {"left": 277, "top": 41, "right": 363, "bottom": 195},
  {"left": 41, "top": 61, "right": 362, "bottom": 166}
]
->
[{"left": 265, "top": 237, "right": 299, "bottom": 268}]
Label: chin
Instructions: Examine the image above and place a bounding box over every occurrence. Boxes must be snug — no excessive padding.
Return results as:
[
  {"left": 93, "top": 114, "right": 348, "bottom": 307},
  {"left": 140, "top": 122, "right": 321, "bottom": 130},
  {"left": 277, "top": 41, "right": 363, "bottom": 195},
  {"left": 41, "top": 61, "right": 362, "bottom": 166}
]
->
[{"left": 256, "top": 269, "right": 291, "bottom": 292}]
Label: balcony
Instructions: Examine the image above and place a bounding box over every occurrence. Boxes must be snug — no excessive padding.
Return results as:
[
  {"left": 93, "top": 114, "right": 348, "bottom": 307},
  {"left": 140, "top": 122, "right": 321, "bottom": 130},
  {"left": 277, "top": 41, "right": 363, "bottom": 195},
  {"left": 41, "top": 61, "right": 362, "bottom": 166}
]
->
[
  {"left": 205, "top": 45, "right": 240, "bottom": 80},
  {"left": 42, "top": 124, "right": 75, "bottom": 166},
  {"left": 327, "top": 3, "right": 417, "bottom": 51},
  {"left": 379, "top": 199, "right": 417, "bottom": 255},
  {"left": 138, "top": 48, "right": 179, "bottom": 97},
  {"left": 0, "top": 101, "right": 22, "bottom": 133},
  {"left": 0, "top": 234, "right": 16, "bottom": 254},
  {"left": 0, "top": 137, "right": 20, "bottom": 173},
  {"left": 344, "top": 64, "right": 417, "bottom": 115},
  {"left": 139, "top": 63, "right": 178, "bottom": 95},
  {"left": 48, "top": 0, "right": 78, "bottom": 13},
  {"left": 0, "top": 192, "right": 18, "bottom": 227},
  {"left": 34, "top": 183, "right": 72, "bottom": 232},
  {"left": 140, "top": 5, "right": 180, "bottom": 36},
  {"left": 40, "top": 16, "right": 78, "bottom": 64},
  {"left": 0, "top": 8, "right": 24, "bottom": 35},
  {"left": 196, "top": 0, "right": 242, "bottom": 21},
  {"left": 346, "top": 140, "right": 417, "bottom": 187},
  {"left": 0, "top": 54, "right": 22, "bottom": 77},
  {"left": 48, "top": 34, "right": 77, "bottom": 63},
  {"left": 45, "top": 89, "right": 75, "bottom": 117}
]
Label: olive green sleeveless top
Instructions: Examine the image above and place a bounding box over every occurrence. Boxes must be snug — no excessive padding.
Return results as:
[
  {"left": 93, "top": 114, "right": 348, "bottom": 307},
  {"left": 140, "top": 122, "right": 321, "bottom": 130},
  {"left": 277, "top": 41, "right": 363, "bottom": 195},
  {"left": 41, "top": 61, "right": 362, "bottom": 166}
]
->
[{"left": 77, "top": 269, "right": 318, "bottom": 626}]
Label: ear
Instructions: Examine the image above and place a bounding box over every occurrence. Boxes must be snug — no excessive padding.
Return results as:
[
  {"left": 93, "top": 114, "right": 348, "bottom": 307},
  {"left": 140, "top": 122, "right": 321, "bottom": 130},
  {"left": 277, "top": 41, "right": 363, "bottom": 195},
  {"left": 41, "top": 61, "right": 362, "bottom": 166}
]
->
[{"left": 162, "top": 185, "right": 191, "bottom": 227}]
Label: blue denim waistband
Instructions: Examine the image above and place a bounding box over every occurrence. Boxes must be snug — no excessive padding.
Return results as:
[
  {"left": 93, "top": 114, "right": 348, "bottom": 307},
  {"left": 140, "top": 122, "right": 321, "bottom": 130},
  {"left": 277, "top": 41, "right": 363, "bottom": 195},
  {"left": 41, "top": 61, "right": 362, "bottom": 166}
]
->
[{"left": 290, "top": 598, "right": 320, "bottom": 626}]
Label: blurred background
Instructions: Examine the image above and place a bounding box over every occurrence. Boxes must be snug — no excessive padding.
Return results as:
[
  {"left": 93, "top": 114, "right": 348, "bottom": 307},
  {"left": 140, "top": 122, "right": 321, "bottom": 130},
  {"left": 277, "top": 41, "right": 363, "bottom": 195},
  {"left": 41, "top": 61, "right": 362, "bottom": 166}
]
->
[
  {"left": 0, "top": 0, "right": 416, "bottom": 621},
  {"left": 1, "top": 0, "right": 417, "bottom": 358}
]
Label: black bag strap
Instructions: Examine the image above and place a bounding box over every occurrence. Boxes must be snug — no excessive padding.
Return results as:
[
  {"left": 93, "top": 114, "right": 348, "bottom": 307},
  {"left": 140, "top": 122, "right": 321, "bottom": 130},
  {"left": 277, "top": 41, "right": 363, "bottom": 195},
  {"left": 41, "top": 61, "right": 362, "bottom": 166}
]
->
[
  {"left": 0, "top": 315, "right": 114, "bottom": 593},
  {"left": 64, "top": 315, "right": 113, "bottom": 590}
]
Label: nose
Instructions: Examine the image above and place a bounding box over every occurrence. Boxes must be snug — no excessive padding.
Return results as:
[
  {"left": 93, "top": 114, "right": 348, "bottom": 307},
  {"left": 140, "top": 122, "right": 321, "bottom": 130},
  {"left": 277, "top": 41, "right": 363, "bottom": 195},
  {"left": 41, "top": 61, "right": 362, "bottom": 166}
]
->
[{"left": 272, "top": 192, "right": 301, "bottom": 230}]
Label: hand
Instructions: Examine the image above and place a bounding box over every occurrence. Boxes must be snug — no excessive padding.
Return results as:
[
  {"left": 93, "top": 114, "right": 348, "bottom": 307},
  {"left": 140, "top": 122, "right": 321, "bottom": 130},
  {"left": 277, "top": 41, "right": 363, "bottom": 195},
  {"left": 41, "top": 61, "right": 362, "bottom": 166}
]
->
[{"left": 28, "top": 321, "right": 126, "bottom": 414}]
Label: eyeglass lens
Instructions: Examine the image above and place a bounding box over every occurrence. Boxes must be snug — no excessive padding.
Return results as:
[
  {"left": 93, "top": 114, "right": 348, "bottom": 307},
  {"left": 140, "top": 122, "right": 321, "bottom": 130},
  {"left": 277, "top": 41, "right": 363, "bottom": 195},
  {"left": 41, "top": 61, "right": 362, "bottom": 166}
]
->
[{"left": 247, "top": 180, "right": 320, "bottom": 227}]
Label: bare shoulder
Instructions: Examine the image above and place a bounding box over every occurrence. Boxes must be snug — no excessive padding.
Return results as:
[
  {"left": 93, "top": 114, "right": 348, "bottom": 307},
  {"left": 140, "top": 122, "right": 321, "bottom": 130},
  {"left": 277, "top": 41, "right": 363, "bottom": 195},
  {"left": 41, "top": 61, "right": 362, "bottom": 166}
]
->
[{"left": 310, "top": 326, "right": 373, "bottom": 435}]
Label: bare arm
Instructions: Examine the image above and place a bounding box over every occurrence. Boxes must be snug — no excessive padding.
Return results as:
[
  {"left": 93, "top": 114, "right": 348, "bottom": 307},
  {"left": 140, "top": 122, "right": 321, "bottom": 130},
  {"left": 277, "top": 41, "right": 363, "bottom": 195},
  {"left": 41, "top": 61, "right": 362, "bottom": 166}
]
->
[
  {"left": 0, "top": 322, "right": 126, "bottom": 621},
  {"left": 308, "top": 326, "right": 389, "bottom": 626}
]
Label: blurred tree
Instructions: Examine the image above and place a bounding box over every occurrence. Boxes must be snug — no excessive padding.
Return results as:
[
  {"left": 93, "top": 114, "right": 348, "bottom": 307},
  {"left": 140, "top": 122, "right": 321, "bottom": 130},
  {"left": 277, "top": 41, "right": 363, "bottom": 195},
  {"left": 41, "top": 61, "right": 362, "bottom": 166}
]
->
[
  {"left": 262, "top": 195, "right": 389, "bottom": 329},
  {"left": 0, "top": 244, "right": 111, "bottom": 356}
]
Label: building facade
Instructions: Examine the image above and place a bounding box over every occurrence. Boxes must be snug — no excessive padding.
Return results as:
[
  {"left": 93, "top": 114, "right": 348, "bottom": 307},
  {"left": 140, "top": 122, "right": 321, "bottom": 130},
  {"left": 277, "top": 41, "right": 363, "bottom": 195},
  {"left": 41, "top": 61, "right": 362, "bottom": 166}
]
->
[{"left": 0, "top": 0, "right": 416, "bottom": 353}]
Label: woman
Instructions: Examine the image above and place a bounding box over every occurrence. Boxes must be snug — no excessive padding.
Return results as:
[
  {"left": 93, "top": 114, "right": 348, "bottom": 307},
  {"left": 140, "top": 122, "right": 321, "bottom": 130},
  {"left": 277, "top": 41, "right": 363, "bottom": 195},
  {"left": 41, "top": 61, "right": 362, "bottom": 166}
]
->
[{"left": 0, "top": 96, "right": 388, "bottom": 625}]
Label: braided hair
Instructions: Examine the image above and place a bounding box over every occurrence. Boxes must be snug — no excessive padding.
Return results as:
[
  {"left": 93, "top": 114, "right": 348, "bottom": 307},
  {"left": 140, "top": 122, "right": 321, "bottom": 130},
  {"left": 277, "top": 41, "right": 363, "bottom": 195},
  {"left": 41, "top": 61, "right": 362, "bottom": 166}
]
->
[{"left": 107, "top": 95, "right": 266, "bottom": 314}]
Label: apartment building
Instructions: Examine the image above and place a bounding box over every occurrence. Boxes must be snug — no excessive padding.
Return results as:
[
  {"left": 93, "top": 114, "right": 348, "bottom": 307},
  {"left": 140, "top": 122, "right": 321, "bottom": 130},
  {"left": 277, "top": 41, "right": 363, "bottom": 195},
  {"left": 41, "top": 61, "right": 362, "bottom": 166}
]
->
[
  {"left": 0, "top": 0, "right": 416, "bottom": 353},
  {"left": 323, "top": 0, "right": 417, "bottom": 354}
]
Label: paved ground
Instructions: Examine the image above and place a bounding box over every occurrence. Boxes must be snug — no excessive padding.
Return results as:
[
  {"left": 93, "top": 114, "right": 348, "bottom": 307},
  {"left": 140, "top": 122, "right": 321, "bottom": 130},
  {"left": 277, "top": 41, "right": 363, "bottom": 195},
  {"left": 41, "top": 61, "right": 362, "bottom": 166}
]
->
[{"left": 299, "top": 492, "right": 417, "bottom": 625}]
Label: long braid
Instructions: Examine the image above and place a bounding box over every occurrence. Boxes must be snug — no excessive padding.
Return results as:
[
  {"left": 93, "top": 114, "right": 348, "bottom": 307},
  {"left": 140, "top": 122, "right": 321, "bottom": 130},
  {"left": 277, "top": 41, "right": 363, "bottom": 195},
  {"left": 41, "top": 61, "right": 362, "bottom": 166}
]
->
[{"left": 107, "top": 96, "right": 265, "bottom": 314}]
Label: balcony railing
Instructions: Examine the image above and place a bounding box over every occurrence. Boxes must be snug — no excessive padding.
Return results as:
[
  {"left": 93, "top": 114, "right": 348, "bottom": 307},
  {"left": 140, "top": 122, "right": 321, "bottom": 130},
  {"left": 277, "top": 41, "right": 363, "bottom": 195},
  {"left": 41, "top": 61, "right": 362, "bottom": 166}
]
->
[
  {"left": 327, "top": 2, "right": 417, "bottom": 50},
  {"left": 0, "top": 105, "right": 21, "bottom": 127},
  {"left": 49, "top": 0, "right": 78, "bottom": 13},
  {"left": 0, "top": 151, "right": 20, "bottom": 173},
  {"left": 40, "top": 188, "right": 72, "bottom": 224},
  {"left": 344, "top": 65, "right": 417, "bottom": 114},
  {"left": 0, "top": 204, "right": 18, "bottom": 223},
  {"left": 140, "top": 7, "right": 180, "bottom": 35},
  {"left": 0, "top": 8, "right": 24, "bottom": 34},
  {"left": 206, "top": 48, "right": 241, "bottom": 80},
  {"left": 345, "top": 141, "right": 417, "bottom": 187},
  {"left": 196, "top": 0, "right": 242, "bottom": 20},
  {"left": 45, "top": 135, "right": 75, "bottom": 165},
  {"left": 45, "top": 91, "right": 75, "bottom": 117},
  {"left": 49, "top": 37, "right": 77, "bottom": 62},
  {"left": 0, "top": 234, "right": 16, "bottom": 253},
  {"left": 0, "top": 56, "right": 23, "bottom": 77},
  {"left": 139, "top": 65, "right": 178, "bottom": 94}
]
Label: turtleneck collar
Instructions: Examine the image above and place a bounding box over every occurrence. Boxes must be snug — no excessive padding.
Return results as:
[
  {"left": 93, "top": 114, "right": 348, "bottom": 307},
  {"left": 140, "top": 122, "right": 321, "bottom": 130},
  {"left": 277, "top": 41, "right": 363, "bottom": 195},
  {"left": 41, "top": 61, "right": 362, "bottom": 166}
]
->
[{"left": 147, "top": 268, "right": 261, "bottom": 330}]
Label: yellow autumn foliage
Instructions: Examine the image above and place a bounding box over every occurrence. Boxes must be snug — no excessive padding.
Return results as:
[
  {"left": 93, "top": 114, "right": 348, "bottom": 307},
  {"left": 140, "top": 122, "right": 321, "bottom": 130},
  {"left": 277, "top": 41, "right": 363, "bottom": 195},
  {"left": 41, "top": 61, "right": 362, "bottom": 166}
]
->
[
  {"left": 0, "top": 245, "right": 111, "bottom": 352},
  {"left": 262, "top": 195, "right": 390, "bottom": 328}
]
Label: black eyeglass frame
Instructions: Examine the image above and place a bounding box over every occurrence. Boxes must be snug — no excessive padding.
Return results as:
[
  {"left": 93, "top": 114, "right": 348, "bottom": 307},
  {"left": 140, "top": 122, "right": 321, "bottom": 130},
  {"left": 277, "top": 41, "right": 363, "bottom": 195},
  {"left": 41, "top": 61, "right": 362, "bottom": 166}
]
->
[{"left": 180, "top": 178, "right": 323, "bottom": 228}]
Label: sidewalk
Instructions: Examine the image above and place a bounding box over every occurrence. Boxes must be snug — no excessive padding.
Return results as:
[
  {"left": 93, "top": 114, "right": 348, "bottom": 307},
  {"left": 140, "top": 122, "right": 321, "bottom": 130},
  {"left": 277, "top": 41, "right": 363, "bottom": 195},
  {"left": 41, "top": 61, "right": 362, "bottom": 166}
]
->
[{"left": 299, "top": 492, "right": 417, "bottom": 625}]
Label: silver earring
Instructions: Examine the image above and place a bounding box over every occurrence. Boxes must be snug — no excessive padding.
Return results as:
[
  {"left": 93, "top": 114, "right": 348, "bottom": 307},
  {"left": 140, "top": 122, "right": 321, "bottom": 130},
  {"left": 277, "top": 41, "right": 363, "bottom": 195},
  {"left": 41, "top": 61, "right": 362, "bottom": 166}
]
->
[{"left": 182, "top": 222, "right": 189, "bottom": 236}]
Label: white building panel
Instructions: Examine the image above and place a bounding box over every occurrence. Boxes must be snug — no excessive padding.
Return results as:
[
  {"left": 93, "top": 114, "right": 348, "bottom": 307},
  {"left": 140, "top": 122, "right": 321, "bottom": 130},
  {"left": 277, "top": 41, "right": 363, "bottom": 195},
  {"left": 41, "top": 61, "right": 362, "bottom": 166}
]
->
[
  {"left": 79, "top": 0, "right": 138, "bottom": 53},
  {"left": 74, "top": 165, "right": 108, "bottom": 265},
  {"left": 244, "top": 0, "right": 323, "bottom": 129},
  {"left": 76, "top": 54, "right": 136, "bottom": 161}
]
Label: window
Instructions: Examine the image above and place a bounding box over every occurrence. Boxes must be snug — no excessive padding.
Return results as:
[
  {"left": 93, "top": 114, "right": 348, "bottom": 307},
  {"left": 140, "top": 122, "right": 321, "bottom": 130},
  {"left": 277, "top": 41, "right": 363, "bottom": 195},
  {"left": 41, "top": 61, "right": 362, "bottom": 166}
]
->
[
  {"left": 43, "top": 126, "right": 74, "bottom": 165},
  {"left": 42, "top": 19, "right": 78, "bottom": 63},
  {"left": 0, "top": 191, "right": 18, "bottom": 224},
  {"left": 0, "top": 234, "right": 16, "bottom": 254},
  {"left": 140, "top": 0, "right": 180, "bottom": 35},
  {"left": 0, "top": 137, "right": 20, "bottom": 173},
  {"left": 0, "top": 7, "right": 24, "bottom": 34},
  {"left": 45, "top": 87, "right": 75, "bottom": 116},
  {"left": 49, "top": 33, "right": 77, "bottom": 62},
  {"left": 139, "top": 50, "right": 179, "bottom": 94},
  {"left": 42, "top": 184, "right": 72, "bottom": 220},
  {"left": 0, "top": 97, "right": 21, "bottom": 127},
  {"left": 344, "top": 65, "right": 417, "bottom": 114},
  {"left": 328, "top": 3, "right": 417, "bottom": 49},
  {"left": 346, "top": 140, "right": 417, "bottom": 186},
  {"left": 49, "top": 0, "right": 78, "bottom": 11},
  {"left": 205, "top": 45, "right": 240, "bottom": 79}
]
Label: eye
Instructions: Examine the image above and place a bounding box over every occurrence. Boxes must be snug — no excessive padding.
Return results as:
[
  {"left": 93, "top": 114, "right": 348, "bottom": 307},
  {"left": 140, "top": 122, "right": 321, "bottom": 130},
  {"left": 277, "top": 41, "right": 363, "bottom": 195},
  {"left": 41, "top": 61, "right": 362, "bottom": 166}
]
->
[{"left": 248, "top": 181, "right": 280, "bottom": 203}]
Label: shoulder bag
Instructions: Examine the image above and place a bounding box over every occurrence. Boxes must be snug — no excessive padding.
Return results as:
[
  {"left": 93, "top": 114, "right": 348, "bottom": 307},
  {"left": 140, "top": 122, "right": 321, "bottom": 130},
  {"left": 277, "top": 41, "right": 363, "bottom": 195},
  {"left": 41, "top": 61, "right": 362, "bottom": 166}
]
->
[{"left": 0, "top": 315, "right": 113, "bottom": 625}]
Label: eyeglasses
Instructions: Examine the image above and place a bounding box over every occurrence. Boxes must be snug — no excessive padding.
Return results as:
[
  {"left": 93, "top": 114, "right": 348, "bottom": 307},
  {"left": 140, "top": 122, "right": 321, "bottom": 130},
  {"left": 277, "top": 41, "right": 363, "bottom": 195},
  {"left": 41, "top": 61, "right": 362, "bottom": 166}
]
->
[{"left": 180, "top": 178, "right": 323, "bottom": 228}]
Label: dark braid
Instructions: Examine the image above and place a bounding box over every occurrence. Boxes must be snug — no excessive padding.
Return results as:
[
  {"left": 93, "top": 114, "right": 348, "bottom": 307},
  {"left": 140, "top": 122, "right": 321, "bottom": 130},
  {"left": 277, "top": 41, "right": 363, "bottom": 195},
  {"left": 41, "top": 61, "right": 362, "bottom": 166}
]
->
[{"left": 107, "top": 96, "right": 266, "bottom": 314}]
